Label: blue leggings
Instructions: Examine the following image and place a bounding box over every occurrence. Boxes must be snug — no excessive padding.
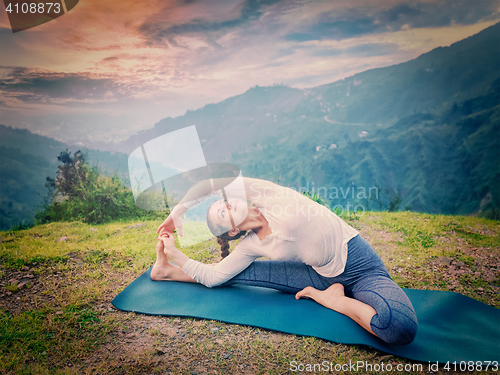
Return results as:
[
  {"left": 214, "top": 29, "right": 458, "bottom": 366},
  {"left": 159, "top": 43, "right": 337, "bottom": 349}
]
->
[{"left": 221, "top": 234, "right": 418, "bottom": 345}]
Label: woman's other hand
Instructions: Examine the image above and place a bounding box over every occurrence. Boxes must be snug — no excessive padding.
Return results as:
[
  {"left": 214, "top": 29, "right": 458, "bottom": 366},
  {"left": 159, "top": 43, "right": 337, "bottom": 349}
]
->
[{"left": 157, "top": 207, "right": 184, "bottom": 236}]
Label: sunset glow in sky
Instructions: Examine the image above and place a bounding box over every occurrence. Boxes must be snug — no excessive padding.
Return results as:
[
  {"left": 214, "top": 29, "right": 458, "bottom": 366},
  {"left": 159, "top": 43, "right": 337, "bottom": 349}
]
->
[{"left": 0, "top": 0, "right": 499, "bottom": 146}]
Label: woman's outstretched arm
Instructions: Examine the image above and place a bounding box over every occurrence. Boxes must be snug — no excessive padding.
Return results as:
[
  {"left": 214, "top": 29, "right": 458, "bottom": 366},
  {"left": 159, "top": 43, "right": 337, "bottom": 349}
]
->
[{"left": 158, "top": 232, "right": 259, "bottom": 288}]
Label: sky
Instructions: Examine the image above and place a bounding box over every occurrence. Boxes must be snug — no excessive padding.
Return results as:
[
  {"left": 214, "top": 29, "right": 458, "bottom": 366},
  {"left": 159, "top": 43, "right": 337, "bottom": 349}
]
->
[{"left": 0, "top": 0, "right": 499, "bottom": 147}]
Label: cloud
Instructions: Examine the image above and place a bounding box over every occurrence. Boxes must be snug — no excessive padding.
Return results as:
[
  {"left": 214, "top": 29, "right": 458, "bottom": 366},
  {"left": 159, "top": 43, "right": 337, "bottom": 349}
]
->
[
  {"left": 284, "top": 18, "right": 383, "bottom": 42},
  {"left": 284, "top": 0, "right": 500, "bottom": 42},
  {"left": 102, "top": 56, "right": 120, "bottom": 62},
  {"left": 309, "top": 48, "right": 343, "bottom": 57},
  {"left": 262, "top": 61, "right": 284, "bottom": 68},
  {"left": 382, "top": 0, "right": 499, "bottom": 28},
  {"left": 345, "top": 43, "right": 399, "bottom": 57},
  {"left": 140, "top": 0, "right": 284, "bottom": 45},
  {"left": 271, "top": 47, "right": 297, "bottom": 59},
  {"left": 310, "top": 43, "right": 399, "bottom": 58},
  {"left": 0, "top": 67, "right": 125, "bottom": 103}
]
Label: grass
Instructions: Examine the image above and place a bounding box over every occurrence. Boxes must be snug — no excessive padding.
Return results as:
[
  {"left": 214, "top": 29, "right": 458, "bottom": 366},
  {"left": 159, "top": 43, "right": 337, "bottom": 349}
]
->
[
  {"left": 355, "top": 211, "right": 500, "bottom": 306},
  {"left": 1, "top": 303, "right": 108, "bottom": 373},
  {"left": 0, "top": 212, "right": 499, "bottom": 374}
]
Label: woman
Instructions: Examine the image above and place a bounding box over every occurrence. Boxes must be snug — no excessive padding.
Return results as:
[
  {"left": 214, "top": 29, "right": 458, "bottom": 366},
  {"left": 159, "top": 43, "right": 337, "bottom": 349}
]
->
[{"left": 153, "top": 177, "right": 417, "bottom": 345}]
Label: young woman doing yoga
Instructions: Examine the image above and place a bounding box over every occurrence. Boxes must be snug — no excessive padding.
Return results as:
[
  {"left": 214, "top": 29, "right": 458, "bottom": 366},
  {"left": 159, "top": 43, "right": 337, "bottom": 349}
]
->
[{"left": 153, "top": 177, "right": 418, "bottom": 345}]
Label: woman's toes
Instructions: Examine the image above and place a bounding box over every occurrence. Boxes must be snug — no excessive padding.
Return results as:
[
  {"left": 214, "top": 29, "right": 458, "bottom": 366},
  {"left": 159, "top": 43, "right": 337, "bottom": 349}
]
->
[
  {"left": 295, "top": 284, "right": 347, "bottom": 311},
  {"left": 295, "top": 286, "right": 319, "bottom": 300}
]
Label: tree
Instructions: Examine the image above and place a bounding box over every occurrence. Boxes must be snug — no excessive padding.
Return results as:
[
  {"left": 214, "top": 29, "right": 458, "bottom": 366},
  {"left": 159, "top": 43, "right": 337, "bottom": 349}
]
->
[
  {"left": 51, "top": 149, "right": 90, "bottom": 199},
  {"left": 388, "top": 191, "right": 402, "bottom": 212},
  {"left": 35, "top": 150, "right": 158, "bottom": 225}
]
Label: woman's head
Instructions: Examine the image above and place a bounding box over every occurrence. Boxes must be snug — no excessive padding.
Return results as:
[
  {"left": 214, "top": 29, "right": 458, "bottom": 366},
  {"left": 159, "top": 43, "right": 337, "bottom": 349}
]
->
[
  {"left": 206, "top": 197, "right": 248, "bottom": 236},
  {"left": 206, "top": 198, "right": 247, "bottom": 258}
]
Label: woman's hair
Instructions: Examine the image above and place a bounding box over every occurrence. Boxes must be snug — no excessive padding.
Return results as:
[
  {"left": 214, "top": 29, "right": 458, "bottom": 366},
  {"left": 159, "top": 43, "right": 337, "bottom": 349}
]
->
[{"left": 206, "top": 201, "right": 247, "bottom": 259}]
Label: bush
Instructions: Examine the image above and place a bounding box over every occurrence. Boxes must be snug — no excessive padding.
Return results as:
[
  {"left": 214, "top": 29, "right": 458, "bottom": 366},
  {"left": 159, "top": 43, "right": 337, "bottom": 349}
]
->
[
  {"left": 480, "top": 207, "right": 500, "bottom": 221},
  {"left": 35, "top": 150, "right": 163, "bottom": 225},
  {"left": 9, "top": 222, "right": 34, "bottom": 231}
]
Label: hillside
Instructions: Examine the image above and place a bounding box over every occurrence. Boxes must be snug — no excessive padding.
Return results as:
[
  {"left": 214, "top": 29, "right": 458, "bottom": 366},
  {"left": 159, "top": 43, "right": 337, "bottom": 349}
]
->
[
  {"left": 1, "top": 211, "right": 498, "bottom": 373},
  {"left": 310, "top": 22, "right": 500, "bottom": 124},
  {"left": 232, "top": 80, "right": 500, "bottom": 216}
]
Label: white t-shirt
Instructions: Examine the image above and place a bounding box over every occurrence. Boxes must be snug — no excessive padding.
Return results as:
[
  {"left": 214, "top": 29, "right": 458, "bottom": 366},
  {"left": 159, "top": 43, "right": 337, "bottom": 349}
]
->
[{"left": 181, "top": 178, "right": 359, "bottom": 287}]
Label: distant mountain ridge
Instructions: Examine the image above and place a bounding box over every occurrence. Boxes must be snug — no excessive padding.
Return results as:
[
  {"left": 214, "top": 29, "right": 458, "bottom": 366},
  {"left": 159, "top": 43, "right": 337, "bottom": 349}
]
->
[
  {"left": 1, "top": 23, "right": 499, "bottom": 229},
  {"left": 310, "top": 21, "right": 500, "bottom": 124},
  {"left": 230, "top": 81, "right": 499, "bottom": 216}
]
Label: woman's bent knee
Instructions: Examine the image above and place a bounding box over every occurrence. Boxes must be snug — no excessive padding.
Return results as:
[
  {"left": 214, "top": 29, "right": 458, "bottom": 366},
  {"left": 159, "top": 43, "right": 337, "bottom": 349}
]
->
[
  {"left": 373, "top": 318, "right": 418, "bottom": 345},
  {"left": 353, "top": 278, "right": 418, "bottom": 345}
]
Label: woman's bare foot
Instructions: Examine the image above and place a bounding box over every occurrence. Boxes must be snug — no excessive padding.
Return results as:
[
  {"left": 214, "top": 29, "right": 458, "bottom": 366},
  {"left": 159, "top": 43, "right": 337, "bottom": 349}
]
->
[
  {"left": 151, "top": 241, "right": 175, "bottom": 280},
  {"left": 151, "top": 241, "right": 196, "bottom": 283},
  {"left": 295, "top": 283, "right": 346, "bottom": 310},
  {"left": 151, "top": 260, "right": 180, "bottom": 281},
  {"left": 296, "top": 283, "right": 378, "bottom": 337}
]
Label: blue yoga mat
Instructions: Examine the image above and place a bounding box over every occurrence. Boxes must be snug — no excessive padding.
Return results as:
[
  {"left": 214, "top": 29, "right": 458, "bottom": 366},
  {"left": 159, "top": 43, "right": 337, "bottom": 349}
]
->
[{"left": 112, "top": 268, "right": 500, "bottom": 364}]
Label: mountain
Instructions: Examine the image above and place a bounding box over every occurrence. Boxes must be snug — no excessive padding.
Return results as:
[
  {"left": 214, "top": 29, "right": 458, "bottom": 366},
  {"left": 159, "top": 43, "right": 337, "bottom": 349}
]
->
[
  {"left": 112, "top": 23, "right": 500, "bottom": 217},
  {"left": 309, "top": 21, "right": 500, "bottom": 125},
  {"left": 231, "top": 81, "right": 499, "bottom": 216}
]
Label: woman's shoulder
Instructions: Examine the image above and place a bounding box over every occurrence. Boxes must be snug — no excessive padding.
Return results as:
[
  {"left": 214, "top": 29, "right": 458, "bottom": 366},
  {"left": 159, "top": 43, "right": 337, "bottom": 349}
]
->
[
  {"left": 243, "top": 178, "right": 297, "bottom": 200},
  {"left": 243, "top": 177, "right": 279, "bottom": 191}
]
